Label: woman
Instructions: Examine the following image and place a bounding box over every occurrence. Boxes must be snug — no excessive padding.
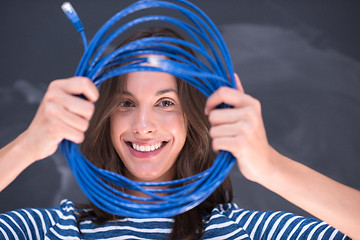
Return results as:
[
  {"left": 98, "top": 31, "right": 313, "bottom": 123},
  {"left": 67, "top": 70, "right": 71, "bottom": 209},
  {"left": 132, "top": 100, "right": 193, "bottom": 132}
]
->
[{"left": 0, "top": 27, "right": 359, "bottom": 239}]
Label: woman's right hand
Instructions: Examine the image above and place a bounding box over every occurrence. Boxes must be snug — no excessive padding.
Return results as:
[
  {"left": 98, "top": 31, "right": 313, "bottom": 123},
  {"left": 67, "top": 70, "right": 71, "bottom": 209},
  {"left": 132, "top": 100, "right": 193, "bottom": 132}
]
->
[
  {"left": 23, "top": 77, "right": 99, "bottom": 161},
  {"left": 0, "top": 77, "right": 98, "bottom": 191}
]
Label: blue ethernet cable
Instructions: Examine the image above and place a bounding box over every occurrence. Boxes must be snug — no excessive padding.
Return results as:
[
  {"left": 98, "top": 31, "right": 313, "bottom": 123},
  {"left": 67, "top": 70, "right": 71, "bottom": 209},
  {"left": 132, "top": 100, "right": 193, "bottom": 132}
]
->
[
  {"left": 61, "top": 2, "right": 87, "bottom": 49},
  {"left": 59, "top": 0, "right": 237, "bottom": 218}
]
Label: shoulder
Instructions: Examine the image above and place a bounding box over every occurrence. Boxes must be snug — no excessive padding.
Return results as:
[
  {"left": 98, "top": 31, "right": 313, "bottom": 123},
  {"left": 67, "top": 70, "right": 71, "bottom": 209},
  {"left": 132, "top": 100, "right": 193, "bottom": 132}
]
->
[
  {"left": 0, "top": 199, "right": 77, "bottom": 228},
  {"left": 0, "top": 199, "right": 81, "bottom": 239},
  {"left": 202, "top": 203, "right": 349, "bottom": 240},
  {"left": 202, "top": 203, "right": 254, "bottom": 239}
]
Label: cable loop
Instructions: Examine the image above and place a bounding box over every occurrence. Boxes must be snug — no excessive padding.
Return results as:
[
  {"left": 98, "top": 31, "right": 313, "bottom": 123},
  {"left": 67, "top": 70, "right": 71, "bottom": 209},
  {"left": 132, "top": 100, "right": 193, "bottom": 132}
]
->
[{"left": 60, "top": 0, "right": 236, "bottom": 218}]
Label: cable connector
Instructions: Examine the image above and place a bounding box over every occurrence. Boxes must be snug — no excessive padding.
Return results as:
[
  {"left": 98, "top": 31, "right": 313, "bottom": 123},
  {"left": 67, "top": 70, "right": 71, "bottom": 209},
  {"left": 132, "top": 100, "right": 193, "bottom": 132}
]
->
[
  {"left": 147, "top": 55, "right": 162, "bottom": 67},
  {"left": 61, "top": 2, "right": 84, "bottom": 33}
]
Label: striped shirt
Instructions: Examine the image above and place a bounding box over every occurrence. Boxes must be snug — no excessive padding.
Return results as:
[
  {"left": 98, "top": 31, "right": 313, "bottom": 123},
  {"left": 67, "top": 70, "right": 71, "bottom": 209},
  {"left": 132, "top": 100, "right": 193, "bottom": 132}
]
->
[{"left": 0, "top": 199, "right": 350, "bottom": 239}]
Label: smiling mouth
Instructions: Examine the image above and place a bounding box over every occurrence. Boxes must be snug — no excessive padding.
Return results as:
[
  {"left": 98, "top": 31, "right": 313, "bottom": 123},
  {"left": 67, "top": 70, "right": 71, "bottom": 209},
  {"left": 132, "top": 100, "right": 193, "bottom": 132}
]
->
[{"left": 127, "top": 141, "right": 168, "bottom": 152}]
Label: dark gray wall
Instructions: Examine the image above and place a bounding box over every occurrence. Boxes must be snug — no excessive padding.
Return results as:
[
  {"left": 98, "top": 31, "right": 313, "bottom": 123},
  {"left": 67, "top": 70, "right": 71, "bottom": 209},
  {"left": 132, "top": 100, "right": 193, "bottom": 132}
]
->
[{"left": 1, "top": 0, "right": 359, "bottom": 218}]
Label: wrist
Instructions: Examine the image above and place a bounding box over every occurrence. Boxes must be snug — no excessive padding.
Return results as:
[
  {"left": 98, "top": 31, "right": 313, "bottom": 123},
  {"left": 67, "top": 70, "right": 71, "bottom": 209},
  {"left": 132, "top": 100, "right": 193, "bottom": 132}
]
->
[
  {"left": 11, "top": 130, "right": 40, "bottom": 165},
  {"left": 255, "top": 147, "right": 285, "bottom": 186},
  {"left": 0, "top": 131, "right": 38, "bottom": 192}
]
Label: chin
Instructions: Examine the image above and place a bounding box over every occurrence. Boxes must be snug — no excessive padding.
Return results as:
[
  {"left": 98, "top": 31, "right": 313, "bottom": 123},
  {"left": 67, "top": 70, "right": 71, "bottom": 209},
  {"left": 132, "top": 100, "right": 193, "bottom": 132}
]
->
[
  {"left": 133, "top": 174, "right": 164, "bottom": 183},
  {"left": 127, "top": 164, "right": 174, "bottom": 182},
  {"left": 126, "top": 167, "right": 162, "bottom": 182}
]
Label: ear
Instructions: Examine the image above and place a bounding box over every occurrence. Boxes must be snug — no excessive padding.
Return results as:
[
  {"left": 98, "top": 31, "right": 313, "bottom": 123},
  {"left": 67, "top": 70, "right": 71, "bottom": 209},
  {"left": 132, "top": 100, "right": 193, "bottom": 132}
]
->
[{"left": 234, "top": 73, "right": 245, "bottom": 93}]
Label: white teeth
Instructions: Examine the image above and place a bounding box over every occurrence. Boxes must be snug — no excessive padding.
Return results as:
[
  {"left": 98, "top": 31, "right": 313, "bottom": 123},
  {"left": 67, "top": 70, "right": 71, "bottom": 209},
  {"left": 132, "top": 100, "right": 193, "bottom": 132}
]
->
[{"left": 131, "top": 142, "right": 163, "bottom": 152}]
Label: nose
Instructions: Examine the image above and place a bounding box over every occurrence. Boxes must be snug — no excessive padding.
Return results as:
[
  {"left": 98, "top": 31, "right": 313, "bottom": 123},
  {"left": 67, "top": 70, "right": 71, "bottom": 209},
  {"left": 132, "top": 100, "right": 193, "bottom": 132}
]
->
[{"left": 132, "top": 106, "right": 157, "bottom": 135}]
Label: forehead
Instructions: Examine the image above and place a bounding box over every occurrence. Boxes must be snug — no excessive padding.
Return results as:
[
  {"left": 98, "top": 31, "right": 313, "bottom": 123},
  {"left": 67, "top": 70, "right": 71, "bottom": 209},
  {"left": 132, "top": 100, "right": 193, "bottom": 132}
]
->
[{"left": 124, "top": 71, "right": 178, "bottom": 93}]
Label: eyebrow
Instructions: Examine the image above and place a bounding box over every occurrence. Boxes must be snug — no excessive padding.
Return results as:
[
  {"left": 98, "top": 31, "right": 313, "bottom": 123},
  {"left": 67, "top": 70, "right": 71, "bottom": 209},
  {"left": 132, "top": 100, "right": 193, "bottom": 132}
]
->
[
  {"left": 120, "top": 88, "right": 178, "bottom": 97},
  {"left": 156, "top": 88, "right": 177, "bottom": 96}
]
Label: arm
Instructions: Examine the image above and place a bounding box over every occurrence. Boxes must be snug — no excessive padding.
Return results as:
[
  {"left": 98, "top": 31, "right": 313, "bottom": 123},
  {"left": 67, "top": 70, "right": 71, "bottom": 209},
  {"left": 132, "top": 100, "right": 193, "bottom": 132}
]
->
[
  {"left": 0, "top": 77, "right": 98, "bottom": 192},
  {"left": 263, "top": 149, "right": 360, "bottom": 239},
  {"left": 204, "top": 74, "right": 360, "bottom": 239}
]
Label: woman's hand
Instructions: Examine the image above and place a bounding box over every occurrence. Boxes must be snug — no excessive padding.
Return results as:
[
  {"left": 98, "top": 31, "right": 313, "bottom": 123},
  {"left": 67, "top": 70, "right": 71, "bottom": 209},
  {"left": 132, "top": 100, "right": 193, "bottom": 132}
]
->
[
  {"left": 23, "top": 77, "right": 99, "bottom": 161},
  {"left": 204, "top": 73, "right": 276, "bottom": 183},
  {"left": 205, "top": 74, "right": 360, "bottom": 239},
  {"left": 0, "top": 77, "right": 98, "bottom": 192}
]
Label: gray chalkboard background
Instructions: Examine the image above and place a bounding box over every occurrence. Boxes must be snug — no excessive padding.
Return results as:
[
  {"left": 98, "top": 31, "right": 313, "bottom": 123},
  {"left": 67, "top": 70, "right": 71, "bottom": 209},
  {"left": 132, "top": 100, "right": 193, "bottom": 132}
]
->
[{"left": 1, "top": 0, "right": 359, "bottom": 219}]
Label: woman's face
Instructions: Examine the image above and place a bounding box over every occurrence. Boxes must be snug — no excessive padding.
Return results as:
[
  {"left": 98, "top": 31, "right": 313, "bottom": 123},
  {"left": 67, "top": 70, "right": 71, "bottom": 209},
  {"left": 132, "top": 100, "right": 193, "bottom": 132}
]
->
[{"left": 110, "top": 71, "right": 187, "bottom": 182}]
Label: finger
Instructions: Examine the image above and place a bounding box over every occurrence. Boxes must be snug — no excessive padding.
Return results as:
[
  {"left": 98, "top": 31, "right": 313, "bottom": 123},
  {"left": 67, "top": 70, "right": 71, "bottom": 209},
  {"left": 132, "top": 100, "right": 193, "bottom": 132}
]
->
[
  {"left": 57, "top": 121, "right": 85, "bottom": 144},
  {"left": 49, "top": 77, "right": 99, "bottom": 103},
  {"left": 208, "top": 107, "right": 253, "bottom": 126},
  {"left": 41, "top": 101, "right": 89, "bottom": 136},
  {"left": 41, "top": 110, "right": 85, "bottom": 144},
  {"left": 234, "top": 73, "right": 244, "bottom": 93},
  {"left": 56, "top": 91, "right": 95, "bottom": 120},
  {"left": 56, "top": 105, "right": 90, "bottom": 132},
  {"left": 209, "top": 121, "right": 249, "bottom": 138},
  {"left": 205, "top": 87, "right": 257, "bottom": 115},
  {"left": 212, "top": 136, "right": 243, "bottom": 154}
]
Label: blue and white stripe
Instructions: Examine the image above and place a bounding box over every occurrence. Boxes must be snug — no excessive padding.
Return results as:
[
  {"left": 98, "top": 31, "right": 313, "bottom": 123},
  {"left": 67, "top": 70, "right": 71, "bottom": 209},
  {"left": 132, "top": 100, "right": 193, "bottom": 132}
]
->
[{"left": 0, "top": 200, "right": 350, "bottom": 239}]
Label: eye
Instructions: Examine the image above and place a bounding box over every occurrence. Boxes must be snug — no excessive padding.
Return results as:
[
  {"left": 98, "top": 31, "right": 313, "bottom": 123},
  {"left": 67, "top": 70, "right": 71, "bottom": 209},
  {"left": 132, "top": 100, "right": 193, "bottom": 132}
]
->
[
  {"left": 119, "top": 100, "right": 135, "bottom": 109},
  {"left": 157, "top": 99, "right": 175, "bottom": 108}
]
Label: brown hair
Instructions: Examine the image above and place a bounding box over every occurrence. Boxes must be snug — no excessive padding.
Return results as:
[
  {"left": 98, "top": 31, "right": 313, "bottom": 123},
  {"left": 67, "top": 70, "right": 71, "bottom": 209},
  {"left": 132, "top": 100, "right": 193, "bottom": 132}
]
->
[{"left": 78, "top": 27, "right": 233, "bottom": 239}]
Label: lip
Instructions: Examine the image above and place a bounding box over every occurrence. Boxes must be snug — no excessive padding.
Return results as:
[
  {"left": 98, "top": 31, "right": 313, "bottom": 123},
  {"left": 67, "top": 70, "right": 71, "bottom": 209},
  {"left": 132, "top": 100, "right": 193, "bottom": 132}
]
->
[{"left": 125, "top": 140, "right": 168, "bottom": 159}]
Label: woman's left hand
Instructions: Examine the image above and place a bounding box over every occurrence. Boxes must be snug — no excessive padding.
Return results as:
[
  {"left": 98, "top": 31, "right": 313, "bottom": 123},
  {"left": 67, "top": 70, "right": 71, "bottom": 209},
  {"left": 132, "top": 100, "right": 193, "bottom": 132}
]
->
[
  {"left": 204, "top": 73, "right": 276, "bottom": 183},
  {"left": 205, "top": 74, "right": 360, "bottom": 239}
]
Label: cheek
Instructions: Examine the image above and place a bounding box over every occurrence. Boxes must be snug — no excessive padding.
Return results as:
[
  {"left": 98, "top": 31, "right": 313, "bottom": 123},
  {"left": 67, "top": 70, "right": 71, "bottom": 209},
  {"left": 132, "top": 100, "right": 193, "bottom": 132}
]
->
[
  {"left": 109, "top": 112, "right": 125, "bottom": 144},
  {"left": 161, "top": 111, "right": 187, "bottom": 142}
]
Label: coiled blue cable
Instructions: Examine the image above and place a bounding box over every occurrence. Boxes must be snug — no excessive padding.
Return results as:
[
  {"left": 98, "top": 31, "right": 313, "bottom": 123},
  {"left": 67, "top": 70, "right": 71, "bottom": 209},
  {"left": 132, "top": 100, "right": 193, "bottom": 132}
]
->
[{"left": 59, "top": 0, "right": 237, "bottom": 218}]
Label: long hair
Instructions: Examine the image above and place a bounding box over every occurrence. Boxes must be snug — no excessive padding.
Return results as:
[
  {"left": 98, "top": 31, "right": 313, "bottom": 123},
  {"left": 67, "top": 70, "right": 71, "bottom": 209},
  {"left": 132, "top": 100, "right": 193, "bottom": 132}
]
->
[{"left": 78, "top": 27, "right": 233, "bottom": 239}]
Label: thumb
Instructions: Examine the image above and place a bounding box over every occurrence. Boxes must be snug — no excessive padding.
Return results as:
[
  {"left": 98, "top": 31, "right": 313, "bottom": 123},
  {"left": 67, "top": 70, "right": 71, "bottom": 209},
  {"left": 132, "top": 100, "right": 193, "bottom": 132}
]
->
[{"left": 234, "top": 73, "right": 245, "bottom": 93}]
